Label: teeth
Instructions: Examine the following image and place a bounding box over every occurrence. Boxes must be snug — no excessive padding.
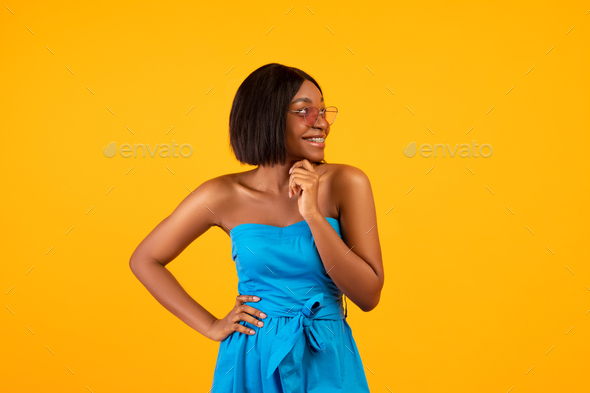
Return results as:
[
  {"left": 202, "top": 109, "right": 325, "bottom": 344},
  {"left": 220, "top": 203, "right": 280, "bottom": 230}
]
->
[{"left": 304, "top": 138, "right": 325, "bottom": 143}]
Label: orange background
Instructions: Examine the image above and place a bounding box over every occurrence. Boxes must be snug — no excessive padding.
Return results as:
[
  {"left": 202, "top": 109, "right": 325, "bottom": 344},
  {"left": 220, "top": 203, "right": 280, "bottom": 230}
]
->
[{"left": 1, "top": 1, "right": 589, "bottom": 392}]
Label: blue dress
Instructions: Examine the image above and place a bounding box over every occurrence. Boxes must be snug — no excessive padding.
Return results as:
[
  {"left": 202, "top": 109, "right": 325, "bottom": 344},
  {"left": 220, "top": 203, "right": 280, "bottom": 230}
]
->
[{"left": 210, "top": 217, "right": 371, "bottom": 392}]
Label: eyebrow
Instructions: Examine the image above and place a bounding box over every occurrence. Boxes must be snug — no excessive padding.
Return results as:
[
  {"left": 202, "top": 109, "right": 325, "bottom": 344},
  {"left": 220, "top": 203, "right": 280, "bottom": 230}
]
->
[{"left": 290, "top": 96, "right": 324, "bottom": 104}]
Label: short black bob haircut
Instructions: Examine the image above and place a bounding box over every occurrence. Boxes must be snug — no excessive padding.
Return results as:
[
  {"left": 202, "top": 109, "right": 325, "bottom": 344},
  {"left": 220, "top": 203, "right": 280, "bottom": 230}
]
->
[{"left": 229, "top": 63, "right": 328, "bottom": 167}]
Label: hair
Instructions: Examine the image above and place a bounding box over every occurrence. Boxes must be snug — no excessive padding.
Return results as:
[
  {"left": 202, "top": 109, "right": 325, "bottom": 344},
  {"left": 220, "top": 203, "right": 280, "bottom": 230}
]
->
[{"left": 229, "top": 63, "right": 328, "bottom": 167}]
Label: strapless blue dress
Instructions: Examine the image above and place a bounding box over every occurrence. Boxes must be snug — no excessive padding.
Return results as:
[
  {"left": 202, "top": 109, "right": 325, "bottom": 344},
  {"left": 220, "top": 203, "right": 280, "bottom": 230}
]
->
[{"left": 210, "top": 217, "right": 371, "bottom": 392}]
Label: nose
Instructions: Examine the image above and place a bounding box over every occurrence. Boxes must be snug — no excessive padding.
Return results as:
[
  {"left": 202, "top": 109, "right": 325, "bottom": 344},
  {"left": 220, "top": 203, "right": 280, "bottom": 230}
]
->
[{"left": 313, "top": 113, "right": 329, "bottom": 129}]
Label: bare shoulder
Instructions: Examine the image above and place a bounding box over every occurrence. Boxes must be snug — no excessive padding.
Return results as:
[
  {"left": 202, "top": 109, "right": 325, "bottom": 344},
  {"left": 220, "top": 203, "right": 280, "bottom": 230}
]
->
[
  {"left": 324, "top": 163, "right": 372, "bottom": 214},
  {"left": 183, "top": 173, "right": 240, "bottom": 228},
  {"left": 329, "top": 163, "right": 371, "bottom": 190},
  {"left": 129, "top": 173, "right": 240, "bottom": 267}
]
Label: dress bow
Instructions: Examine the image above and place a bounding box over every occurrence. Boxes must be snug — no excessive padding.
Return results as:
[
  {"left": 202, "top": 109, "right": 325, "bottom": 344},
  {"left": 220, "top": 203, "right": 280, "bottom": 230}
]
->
[{"left": 265, "top": 293, "right": 327, "bottom": 379}]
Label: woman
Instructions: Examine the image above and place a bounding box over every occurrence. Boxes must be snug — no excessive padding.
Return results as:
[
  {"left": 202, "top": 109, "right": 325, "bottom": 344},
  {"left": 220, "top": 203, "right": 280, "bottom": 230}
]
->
[{"left": 129, "top": 63, "right": 384, "bottom": 392}]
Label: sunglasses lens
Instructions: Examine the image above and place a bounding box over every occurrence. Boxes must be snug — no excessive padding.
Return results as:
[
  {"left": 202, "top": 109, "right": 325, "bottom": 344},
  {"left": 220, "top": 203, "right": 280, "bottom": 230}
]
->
[
  {"left": 303, "top": 107, "right": 338, "bottom": 126},
  {"left": 324, "top": 107, "right": 338, "bottom": 125},
  {"left": 303, "top": 107, "right": 318, "bottom": 126}
]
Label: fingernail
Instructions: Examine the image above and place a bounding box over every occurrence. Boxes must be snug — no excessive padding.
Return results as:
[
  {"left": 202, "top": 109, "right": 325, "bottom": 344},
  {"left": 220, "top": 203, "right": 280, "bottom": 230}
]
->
[
  {"left": 258, "top": 321, "right": 264, "bottom": 327},
  {"left": 289, "top": 167, "right": 293, "bottom": 174},
  {"left": 253, "top": 296, "right": 260, "bottom": 301},
  {"left": 260, "top": 312, "right": 267, "bottom": 318}
]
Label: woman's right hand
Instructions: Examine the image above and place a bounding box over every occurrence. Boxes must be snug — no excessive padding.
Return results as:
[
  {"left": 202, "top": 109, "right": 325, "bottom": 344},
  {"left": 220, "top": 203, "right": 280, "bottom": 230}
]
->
[{"left": 207, "top": 295, "right": 267, "bottom": 342}]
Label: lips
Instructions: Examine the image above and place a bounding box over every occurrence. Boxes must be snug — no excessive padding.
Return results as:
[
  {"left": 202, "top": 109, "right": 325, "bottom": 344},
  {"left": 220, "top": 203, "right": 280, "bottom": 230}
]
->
[{"left": 302, "top": 137, "right": 325, "bottom": 145}]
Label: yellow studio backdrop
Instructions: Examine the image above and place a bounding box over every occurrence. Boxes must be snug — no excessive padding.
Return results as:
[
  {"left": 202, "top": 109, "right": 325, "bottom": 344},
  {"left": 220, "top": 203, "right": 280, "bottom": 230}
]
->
[{"left": 1, "top": 1, "right": 589, "bottom": 392}]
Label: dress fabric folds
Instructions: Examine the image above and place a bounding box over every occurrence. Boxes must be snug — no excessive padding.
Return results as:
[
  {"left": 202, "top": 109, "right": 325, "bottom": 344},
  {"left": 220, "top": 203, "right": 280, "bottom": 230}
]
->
[{"left": 210, "top": 217, "right": 371, "bottom": 392}]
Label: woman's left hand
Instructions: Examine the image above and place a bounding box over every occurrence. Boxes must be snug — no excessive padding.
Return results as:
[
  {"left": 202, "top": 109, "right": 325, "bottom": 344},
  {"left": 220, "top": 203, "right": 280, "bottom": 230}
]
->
[{"left": 288, "top": 159, "right": 322, "bottom": 220}]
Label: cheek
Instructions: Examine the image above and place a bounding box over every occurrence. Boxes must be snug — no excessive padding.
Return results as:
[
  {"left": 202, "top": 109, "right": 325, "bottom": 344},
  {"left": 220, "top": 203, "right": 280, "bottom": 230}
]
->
[
  {"left": 285, "top": 125, "right": 305, "bottom": 146},
  {"left": 286, "top": 134, "right": 302, "bottom": 151}
]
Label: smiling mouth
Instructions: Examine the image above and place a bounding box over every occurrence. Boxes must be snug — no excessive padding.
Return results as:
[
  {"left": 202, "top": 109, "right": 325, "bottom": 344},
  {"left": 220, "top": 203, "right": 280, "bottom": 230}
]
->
[{"left": 302, "top": 137, "right": 325, "bottom": 143}]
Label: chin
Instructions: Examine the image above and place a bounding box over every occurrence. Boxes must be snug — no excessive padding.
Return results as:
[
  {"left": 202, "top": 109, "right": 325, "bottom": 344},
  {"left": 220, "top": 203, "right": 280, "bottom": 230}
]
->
[{"left": 307, "top": 156, "right": 325, "bottom": 164}]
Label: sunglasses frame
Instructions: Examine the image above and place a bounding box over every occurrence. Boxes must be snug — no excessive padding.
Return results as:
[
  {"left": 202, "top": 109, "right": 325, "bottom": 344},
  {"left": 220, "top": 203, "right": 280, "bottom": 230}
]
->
[{"left": 287, "top": 106, "right": 338, "bottom": 127}]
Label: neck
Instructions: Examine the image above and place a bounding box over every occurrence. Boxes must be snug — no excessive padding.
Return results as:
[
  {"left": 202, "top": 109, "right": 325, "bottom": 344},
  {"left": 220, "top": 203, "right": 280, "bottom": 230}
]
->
[{"left": 249, "top": 159, "right": 320, "bottom": 194}]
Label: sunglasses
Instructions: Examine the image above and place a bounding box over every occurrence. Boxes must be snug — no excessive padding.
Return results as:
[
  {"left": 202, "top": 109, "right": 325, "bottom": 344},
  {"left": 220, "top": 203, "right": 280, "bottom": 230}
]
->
[{"left": 287, "top": 106, "right": 338, "bottom": 127}]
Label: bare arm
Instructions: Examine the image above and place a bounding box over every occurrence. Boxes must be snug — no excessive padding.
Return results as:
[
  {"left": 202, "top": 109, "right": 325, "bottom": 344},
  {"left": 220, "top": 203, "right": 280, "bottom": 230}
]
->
[
  {"left": 307, "top": 164, "right": 384, "bottom": 311},
  {"left": 129, "top": 178, "right": 222, "bottom": 340}
]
